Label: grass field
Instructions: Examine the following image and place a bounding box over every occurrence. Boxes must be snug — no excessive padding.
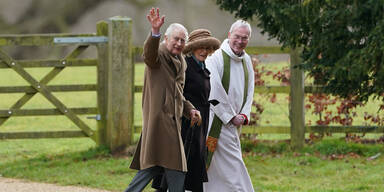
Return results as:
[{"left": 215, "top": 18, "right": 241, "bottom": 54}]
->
[
  {"left": 1, "top": 138, "right": 384, "bottom": 191},
  {"left": 1, "top": 61, "right": 384, "bottom": 191}
]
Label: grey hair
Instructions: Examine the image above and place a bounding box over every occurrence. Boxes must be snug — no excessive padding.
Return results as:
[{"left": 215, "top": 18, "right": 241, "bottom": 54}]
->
[
  {"left": 229, "top": 20, "right": 252, "bottom": 37},
  {"left": 164, "top": 23, "right": 189, "bottom": 41}
]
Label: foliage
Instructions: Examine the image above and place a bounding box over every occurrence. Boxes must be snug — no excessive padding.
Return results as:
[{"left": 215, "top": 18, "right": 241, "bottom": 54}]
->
[
  {"left": 250, "top": 56, "right": 384, "bottom": 132},
  {"left": 241, "top": 139, "right": 289, "bottom": 154},
  {"left": 73, "top": 145, "right": 111, "bottom": 161},
  {"left": 216, "top": 0, "right": 384, "bottom": 102},
  {"left": 249, "top": 56, "right": 291, "bottom": 126},
  {"left": 242, "top": 138, "right": 384, "bottom": 157},
  {"left": 309, "top": 139, "right": 383, "bottom": 156}
]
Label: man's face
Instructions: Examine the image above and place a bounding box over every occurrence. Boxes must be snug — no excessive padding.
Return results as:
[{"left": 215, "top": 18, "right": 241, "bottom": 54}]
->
[
  {"left": 228, "top": 26, "right": 250, "bottom": 55},
  {"left": 165, "top": 28, "right": 186, "bottom": 55}
]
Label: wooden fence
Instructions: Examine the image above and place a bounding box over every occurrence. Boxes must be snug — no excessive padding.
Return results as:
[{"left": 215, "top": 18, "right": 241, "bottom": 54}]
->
[
  {"left": 0, "top": 17, "right": 134, "bottom": 152},
  {"left": 133, "top": 46, "right": 384, "bottom": 149},
  {"left": 1, "top": 16, "right": 382, "bottom": 151},
  {"left": 132, "top": 47, "right": 307, "bottom": 149},
  {"left": 0, "top": 34, "right": 100, "bottom": 141}
]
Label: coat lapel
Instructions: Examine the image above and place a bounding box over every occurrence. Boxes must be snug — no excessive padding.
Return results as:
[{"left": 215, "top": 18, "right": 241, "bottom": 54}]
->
[
  {"left": 170, "top": 54, "right": 182, "bottom": 77},
  {"left": 175, "top": 54, "right": 186, "bottom": 81},
  {"left": 159, "top": 43, "right": 183, "bottom": 77}
]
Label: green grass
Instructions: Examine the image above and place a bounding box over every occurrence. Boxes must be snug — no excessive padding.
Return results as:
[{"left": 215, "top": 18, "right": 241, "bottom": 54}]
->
[
  {"left": 0, "top": 139, "right": 134, "bottom": 191},
  {"left": 246, "top": 154, "right": 384, "bottom": 192},
  {"left": 1, "top": 138, "right": 384, "bottom": 191},
  {"left": 242, "top": 138, "right": 384, "bottom": 157},
  {"left": 1, "top": 62, "right": 384, "bottom": 191}
]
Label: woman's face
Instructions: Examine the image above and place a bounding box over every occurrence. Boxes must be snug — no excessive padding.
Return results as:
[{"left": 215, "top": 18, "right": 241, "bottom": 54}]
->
[{"left": 193, "top": 47, "right": 213, "bottom": 62}]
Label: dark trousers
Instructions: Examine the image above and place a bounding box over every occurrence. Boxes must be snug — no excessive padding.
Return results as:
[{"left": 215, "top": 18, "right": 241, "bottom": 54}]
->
[{"left": 124, "top": 166, "right": 185, "bottom": 192}]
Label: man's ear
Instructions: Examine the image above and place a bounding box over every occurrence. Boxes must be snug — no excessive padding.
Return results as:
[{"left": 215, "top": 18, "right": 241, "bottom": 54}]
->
[{"left": 228, "top": 32, "right": 231, "bottom": 39}]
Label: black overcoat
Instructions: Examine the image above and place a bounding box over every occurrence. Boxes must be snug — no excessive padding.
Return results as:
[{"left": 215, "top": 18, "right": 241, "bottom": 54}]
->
[{"left": 181, "top": 55, "right": 211, "bottom": 192}]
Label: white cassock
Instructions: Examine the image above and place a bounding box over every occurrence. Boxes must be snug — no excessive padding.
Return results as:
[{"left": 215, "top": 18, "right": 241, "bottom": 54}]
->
[{"left": 203, "top": 39, "right": 255, "bottom": 192}]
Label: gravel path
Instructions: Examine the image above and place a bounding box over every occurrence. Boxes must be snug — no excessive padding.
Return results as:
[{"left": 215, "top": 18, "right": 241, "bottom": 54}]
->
[{"left": 0, "top": 177, "right": 112, "bottom": 192}]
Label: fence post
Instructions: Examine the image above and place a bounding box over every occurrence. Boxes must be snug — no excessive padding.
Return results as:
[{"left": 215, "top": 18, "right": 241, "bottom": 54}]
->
[
  {"left": 289, "top": 48, "right": 305, "bottom": 149},
  {"left": 95, "top": 21, "right": 109, "bottom": 146},
  {"left": 106, "top": 16, "right": 134, "bottom": 152}
]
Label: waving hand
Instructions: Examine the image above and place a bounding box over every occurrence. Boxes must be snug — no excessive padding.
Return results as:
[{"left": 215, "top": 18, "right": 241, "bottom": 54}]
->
[{"left": 147, "top": 7, "right": 165, "bottom": 35}]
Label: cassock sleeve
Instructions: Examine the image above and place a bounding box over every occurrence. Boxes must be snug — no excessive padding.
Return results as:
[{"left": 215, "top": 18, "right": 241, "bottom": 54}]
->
[
  {"left": 240, "top": 55, "right": 255, "bottom": 121},
  {"left": 206, "top": 50, "right": 237, "bottom": 125}
]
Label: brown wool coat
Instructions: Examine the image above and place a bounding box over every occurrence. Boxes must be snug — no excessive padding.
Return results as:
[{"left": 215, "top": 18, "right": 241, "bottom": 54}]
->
[{"left": 130, "top": 34, "right": 195, "bottom": 172}]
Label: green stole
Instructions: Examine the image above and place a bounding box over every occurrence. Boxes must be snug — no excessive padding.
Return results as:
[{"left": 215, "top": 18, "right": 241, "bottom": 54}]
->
[{"left": 206, "top": 50, "right": 249, "bottom": 169}]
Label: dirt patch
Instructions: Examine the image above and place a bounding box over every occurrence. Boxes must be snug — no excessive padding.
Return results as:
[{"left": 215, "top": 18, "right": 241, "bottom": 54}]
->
[{"left": 0, "top": 177, "right": 112, "bottom": 192}]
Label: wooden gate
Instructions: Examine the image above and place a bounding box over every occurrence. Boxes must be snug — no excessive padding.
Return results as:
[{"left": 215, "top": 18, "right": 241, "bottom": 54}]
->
[{"left": 0, "top": 17, "right": 134, "bottom": 152}]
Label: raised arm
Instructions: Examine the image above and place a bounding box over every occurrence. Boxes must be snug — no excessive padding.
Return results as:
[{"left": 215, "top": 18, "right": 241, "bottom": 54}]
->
[
  {"left": 147, "top": 7, "right": 164, "bottom": 36},
  {"left": 143, "top": 8, "right": 165, "bottom": 68}
]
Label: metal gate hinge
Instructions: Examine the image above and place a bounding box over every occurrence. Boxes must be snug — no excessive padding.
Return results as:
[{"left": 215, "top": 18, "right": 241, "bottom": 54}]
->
[{"left": 87, "top": 114, "right": 101, "bottom": 121}]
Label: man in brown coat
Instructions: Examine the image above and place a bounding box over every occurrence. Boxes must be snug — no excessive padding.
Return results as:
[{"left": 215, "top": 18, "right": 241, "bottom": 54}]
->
[{"left": 124, "top": 8, "right": 201, "bottom": 192}]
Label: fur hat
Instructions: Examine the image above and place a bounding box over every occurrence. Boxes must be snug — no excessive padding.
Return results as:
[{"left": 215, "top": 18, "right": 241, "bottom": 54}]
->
[{"left": 183, "top": 29, "right": 221, "bottom": 54}]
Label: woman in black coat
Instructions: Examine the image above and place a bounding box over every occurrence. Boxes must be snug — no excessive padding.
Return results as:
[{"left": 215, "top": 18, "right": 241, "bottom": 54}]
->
[
  {"left": 181, "top": 29, "right": 221, "bottom": 192},
  {"left": 152, "top": 29, "right": 220, "bottom": 192}
]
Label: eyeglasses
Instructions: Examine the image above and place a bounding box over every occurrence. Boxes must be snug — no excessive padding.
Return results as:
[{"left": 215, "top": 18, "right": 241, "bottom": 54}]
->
[
  {"left": 232, "top": 34, "right": 249, "bottom": 42},
  {"left": 172, "top": 37, "right": 186, "bottom": 44}
]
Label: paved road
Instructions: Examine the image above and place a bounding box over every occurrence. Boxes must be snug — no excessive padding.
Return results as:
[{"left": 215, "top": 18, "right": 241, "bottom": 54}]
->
[{"left": 0, "top": 177, "right": 112, "bottom": 192}]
